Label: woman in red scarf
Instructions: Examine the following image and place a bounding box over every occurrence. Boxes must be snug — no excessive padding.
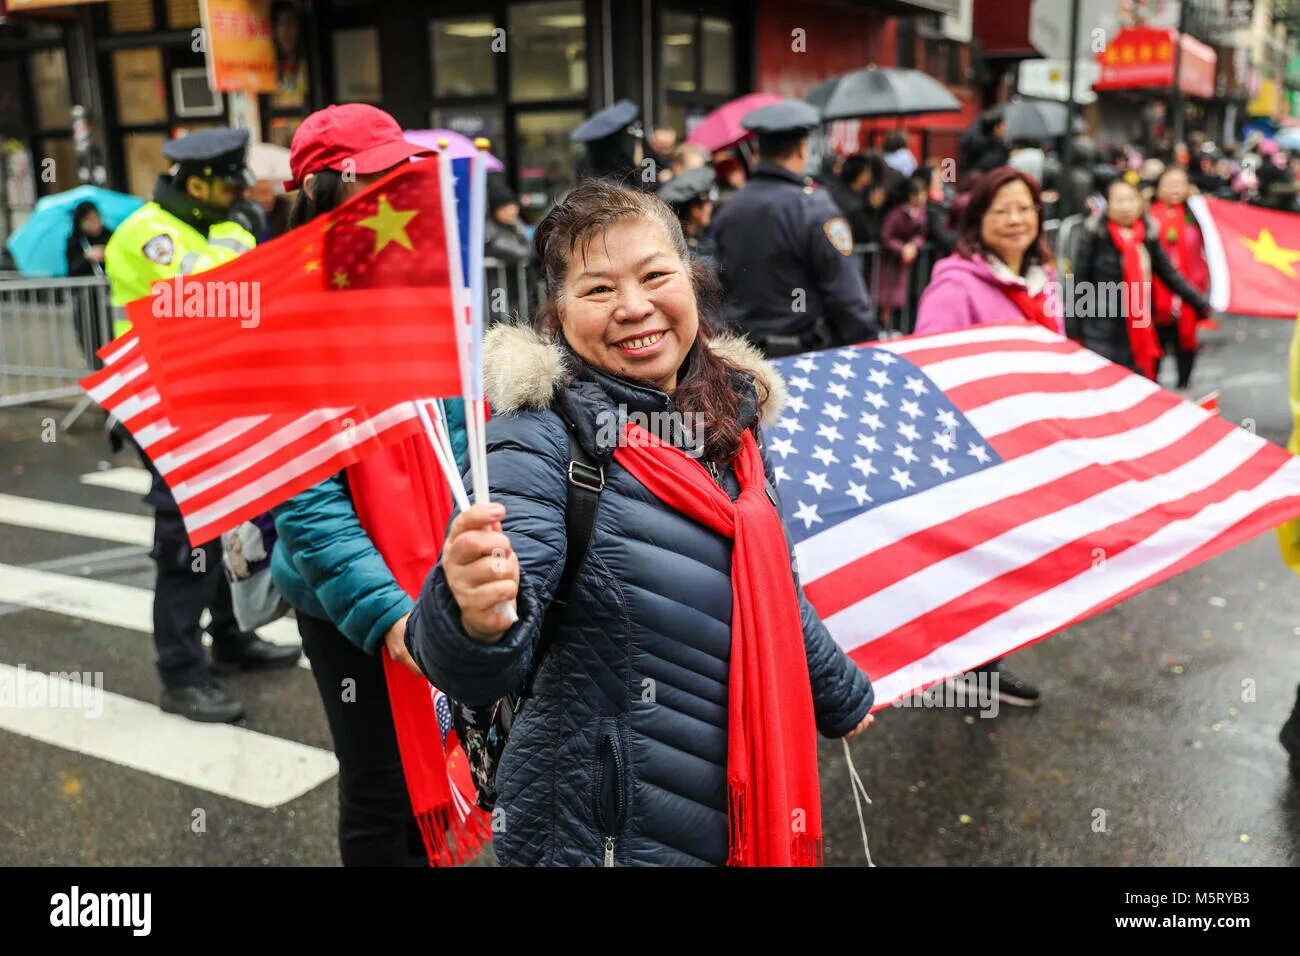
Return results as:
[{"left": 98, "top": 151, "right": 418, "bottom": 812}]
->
[
  {"left": 407, "top": 179, "right": 875, "bottom": 867},
  {"left": 1149, "top": 166, "right": 1210, "bottom": 390}
]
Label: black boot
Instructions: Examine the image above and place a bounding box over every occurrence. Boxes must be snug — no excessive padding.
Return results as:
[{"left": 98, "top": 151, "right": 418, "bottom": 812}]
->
[
  {"left": 160, "top": 680, "right": 245, "bottom": 723},
  {"left": 210, "top": 634, "right": 302, "bottom": 675}
]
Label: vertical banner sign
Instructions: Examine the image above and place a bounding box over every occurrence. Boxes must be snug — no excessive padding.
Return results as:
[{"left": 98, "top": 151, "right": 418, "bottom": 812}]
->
[{"left": 200, "top": 0, "right": 278, "bottom": 94}]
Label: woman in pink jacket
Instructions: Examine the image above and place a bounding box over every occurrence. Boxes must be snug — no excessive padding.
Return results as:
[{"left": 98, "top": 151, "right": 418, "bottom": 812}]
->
[
  {"left": 913, "top": 165, "right": 1058, "bottom": 708},
  {"left": 915, "top": 166, "right": 1061, "bottom": 338}
]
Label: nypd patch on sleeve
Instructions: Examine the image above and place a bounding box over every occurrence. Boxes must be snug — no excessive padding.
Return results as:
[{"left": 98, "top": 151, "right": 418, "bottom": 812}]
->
[
  {"left": 823, "top": 217, "right": 854, "bottom": 256},
  {"left": 142, "top": 234, "right": 175, "bottom": 266}
]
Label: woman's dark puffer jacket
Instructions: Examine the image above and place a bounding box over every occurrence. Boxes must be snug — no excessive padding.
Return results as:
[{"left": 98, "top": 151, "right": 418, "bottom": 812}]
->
[
  {"left": 406, "top": 326, "right": 874, "bottom": 866},
  {"left": 1069, "top": 214, "right": 1212, "bottom": 368}
]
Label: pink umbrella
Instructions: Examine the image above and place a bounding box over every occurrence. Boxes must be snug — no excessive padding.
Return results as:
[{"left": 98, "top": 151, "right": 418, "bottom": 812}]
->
[
  {"left": 404, "top": 128, "right": 505, "bottom": 172},
  {"left": 685, "top": 93, "right": 783, "bottom": 153}
]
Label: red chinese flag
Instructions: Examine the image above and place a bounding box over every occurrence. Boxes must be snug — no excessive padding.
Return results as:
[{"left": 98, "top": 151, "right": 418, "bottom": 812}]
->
[
  {"left": 1191, "top": 195, "right": 1300, "bottom": 318},
  {"left": 131, "top": 162, "right": 462, "bottom": 428}
]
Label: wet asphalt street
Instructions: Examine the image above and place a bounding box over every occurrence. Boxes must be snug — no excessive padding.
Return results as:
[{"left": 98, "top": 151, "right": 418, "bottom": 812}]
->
[{"left": 2, "top": 314, "right": 1299, "bottom": 866}]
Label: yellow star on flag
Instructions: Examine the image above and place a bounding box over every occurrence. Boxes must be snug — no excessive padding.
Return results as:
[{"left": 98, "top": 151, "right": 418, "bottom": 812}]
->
[
  {"left": 332, "top": 270, "right": 350, "bottom": 290},
  {"left": 304, "top": 259, "right": 320, "bottom": 273},
  {"left": 358, "top": 194, "right": 417, "bottom": 254},
  {"left": 1242, "top": 228, "right": 1300, "bottom": 278}
]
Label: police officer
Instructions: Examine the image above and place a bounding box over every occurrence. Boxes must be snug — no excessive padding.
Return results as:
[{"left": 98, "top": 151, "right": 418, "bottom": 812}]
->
[
  {"left": 657, "top": 165, "right": 718, "bottom": 264},
  {"left": 572, "top": 99, "right": 659, "bottom": 187},
  {"left": 711, "top": 100, "right": 878, "bottom": 357},
  {"left": 105, "top": 128, "right": 300, "bottom": 723}
]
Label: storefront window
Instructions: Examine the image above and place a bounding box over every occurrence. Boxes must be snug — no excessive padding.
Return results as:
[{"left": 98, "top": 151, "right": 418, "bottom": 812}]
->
[
  {"left": 271, "top": 0, "right": 309, "bottom": 110},
  {"left": 333, "top": 27, "right": 381, "bottom": 103},
  {"left": 701, "top": 17, "right": 734, "bottom": 95},
  {"left": 122, "top": 132, "right": 170, "bottom": 198},
  {"left": 113, "top": 48, "right": 168, "bottom": 126},
  {"left": 509, "top": 1, "right": 585, "bottom": 103},
  {"left": 109, "top": 0, "right": 156, "bottom": 33},
  {"left": 514, "top": 109, "right": 582, "bottom": 218},
  {"left": 30, "top": 49, "right": 72, "bottom": 131},
  {"left": 166, "top": 0, "right": 201, "bottom": 29},
  {"left": 431, "top": 16, "right": 497, "bottom": 98},
  {"left": 663, "top": 12, "right": 696, "bottom": 94}
]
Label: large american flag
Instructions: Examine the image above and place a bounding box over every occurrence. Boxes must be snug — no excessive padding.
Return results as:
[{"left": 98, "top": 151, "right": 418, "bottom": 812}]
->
[
  {"left": 769, "top": 323, "right": 1300, "bottom": 708},
  {"left": 81, "top": 330, "right": 424, "bottom": 545}
]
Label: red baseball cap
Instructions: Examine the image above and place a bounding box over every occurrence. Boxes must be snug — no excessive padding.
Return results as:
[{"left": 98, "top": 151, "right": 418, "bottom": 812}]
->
[{"left": 285, "top": 103, "right": 432, "bottom": 190}]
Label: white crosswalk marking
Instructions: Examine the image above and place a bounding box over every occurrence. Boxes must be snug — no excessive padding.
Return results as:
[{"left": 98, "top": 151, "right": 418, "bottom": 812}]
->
[
  {"left": 0, "top": 664, "right": 336, "bottom": 807},
  {"left": 0, "top": 562, "right": 304, "bottom": 656},
  {"left": 79, "top": 466, "right": 151, "bottom": 496},
  {"left": 0, "top": 471, "right": 340, "bottom": 813},
  {"left": 0, "top": 493, "right": 152, "bottom": 545}
]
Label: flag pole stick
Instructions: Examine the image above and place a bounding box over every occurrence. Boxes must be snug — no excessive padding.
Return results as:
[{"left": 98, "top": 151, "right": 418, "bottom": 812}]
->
[
  {"left": 425, "top": 399, "right": 470, "bottom": 507},
  {"left": 466, "top": 142, "right": 490, "bottom": 506},
  {"left": 414, "top": 400, "right": 470, "bottom": 512}
]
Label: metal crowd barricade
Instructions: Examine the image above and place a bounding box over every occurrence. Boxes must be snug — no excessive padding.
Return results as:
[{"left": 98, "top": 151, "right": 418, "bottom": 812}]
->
[
  {"left": 483, "top": 255, "right": 543, "bottom": 327},
  {"left": 0, "top": 275, "right": 114, "bottom": 427},
  {"left": 851, "top": 240, "right": 936, "bottom": 338}
]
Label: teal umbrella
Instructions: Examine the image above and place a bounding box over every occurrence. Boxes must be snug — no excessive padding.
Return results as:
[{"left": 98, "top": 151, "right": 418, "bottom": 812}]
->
[{"left": 6, "top": 185, "right": 144, "bottom": 277}]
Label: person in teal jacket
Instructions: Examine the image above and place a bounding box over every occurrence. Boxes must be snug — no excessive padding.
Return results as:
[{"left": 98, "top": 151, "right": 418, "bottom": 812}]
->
[
  {"left": 272, "top": 402, "right": 468, "bottom": 653},
  {"left": 268, "top": 103, "right": 457, "bottom": 866}
]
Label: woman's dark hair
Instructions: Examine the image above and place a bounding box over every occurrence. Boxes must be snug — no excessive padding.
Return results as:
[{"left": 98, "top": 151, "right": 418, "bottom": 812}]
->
[
  {"left": 885, "top": 174, "right": 925, "bottom": 210},
  {"left": 287, "top": 168, "right": 346, "bottom": 227},
  {"left": 883, "top": 131, "right": 908, "bottom": 153},
  {"left": 71, "top": 201, "right": 100, "bottom": 233},
  {"left": 531, "top": 177, "right": 766, "bottom": 462},
  {"left": 954, "top": 165, "right": 1053, "bottom": 269},
  {"left": 839, "top": 153, "right": 870, "bottom": 187}
]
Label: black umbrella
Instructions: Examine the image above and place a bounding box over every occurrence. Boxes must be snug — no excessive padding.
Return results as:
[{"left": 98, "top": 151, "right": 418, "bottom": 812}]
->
[
  {"left": 1001, "top": 100, "right": 1070, "bottom": 141},
  {"left": 803, "top": 66, "right": 962, "bottom": 120}
]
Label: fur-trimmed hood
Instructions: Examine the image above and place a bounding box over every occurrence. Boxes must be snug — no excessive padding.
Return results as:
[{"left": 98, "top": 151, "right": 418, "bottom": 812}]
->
[{"left": 482, "top": 323, "right": 788, "bottom": 429}]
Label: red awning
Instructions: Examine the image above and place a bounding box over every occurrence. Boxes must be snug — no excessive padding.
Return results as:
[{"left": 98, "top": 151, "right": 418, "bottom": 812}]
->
[
  {"left": 1094, "top": 26, "right": 1218, "bottom": 98},
  {"left": 973, "top": 0, "right": 1039, "bottom": 59}
]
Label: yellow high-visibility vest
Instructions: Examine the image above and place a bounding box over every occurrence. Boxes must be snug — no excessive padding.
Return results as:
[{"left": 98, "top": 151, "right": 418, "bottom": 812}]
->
[{"left": 104, "top": 202, "right": 255, "bottom": 337}]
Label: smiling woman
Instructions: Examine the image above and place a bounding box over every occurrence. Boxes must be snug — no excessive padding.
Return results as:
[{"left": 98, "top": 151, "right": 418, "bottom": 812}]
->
[{"left": 406, "top": 178, "right": 876, "bottom": 868}]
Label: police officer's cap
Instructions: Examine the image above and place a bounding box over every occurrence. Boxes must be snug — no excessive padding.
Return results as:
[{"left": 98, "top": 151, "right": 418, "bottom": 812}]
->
[
  {"left": 657, "top": 167, "right": 718, "bottom": 206},
  {"left": 164, "top": 128, "right": 255, "bottom": 186},
  {"left": 740, "top": 100, "right": 820, "bottom": 135},
  {"left": 571, "top": 99, "right": 642, "bottom": 143}
]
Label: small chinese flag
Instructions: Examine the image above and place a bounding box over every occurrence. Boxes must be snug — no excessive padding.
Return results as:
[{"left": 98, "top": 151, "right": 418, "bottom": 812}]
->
[{"left": 131, "top": 162, "right": 462, "bottom": 428}]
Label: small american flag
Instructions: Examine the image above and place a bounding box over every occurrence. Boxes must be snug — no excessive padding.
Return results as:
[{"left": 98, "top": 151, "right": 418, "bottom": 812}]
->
[
  {"left": 769, "top": 323, "right": 1300, "bottom": 708},
  {"left": 81, "top": 330, "right": 424, "bottom": 546}
]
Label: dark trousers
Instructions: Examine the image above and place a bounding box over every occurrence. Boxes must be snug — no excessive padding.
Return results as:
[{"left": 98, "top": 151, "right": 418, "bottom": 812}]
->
[
  {"left": 297, "top": 611, "right": 426, "bottom": 867},
  {"left": 135, "top": 445, "right": 251, "bottom": 689},
  {"left": 1155, "top": 319, "right": 1197, "bottom": 389}
]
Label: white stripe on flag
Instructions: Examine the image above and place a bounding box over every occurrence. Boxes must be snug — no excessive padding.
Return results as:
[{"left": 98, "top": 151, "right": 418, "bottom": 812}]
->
[
  {"left": 921, "top": 345, "right": 1112, "bottom": 393},
  {"left": 880, "top": 323, "right": 1061, "bottom": 356},
  {"left": 795, "top": 400, "right": 1209, "bottom": 584},
  {"left": 868, "top": 458, "right": 1300, "bottom": 703},
  {"left": 825, "top": 426, "right": 1267, "bottom": 647},
  {"left": 179, "top": 403, "right": 419, "bottom": 538},
  {"left": 1188, "top": 195, "right": 1231, "bottom": 313},
  {"left": 965, "top": 373, "right": 1164, "bottom": 438}
]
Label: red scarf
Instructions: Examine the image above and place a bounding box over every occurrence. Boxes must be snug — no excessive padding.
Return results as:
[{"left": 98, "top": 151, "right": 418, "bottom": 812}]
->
[
  {"left": 1151, "top": 201, "right": 1202, "bottom": 353},
  {"left": 1001, "top": 284, "right": 1057, "bottom": 332},
  {"left": 614, "top": 423, "right": 822, "bottom": 866},
  {"left": 346, "top": 431, "right": 491, "bottom": 866},
  {"left": 1106, "top": 218, "right": 1162, "bottom": 379}
]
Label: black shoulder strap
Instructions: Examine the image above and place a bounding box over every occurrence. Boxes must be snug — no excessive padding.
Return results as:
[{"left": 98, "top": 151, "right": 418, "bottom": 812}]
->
[
  {"left": 554, "top": 430, "right": 603, "bottom": 605},
  {"left": 514, "top": 410, "right": 603, "bottom": 703}
]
